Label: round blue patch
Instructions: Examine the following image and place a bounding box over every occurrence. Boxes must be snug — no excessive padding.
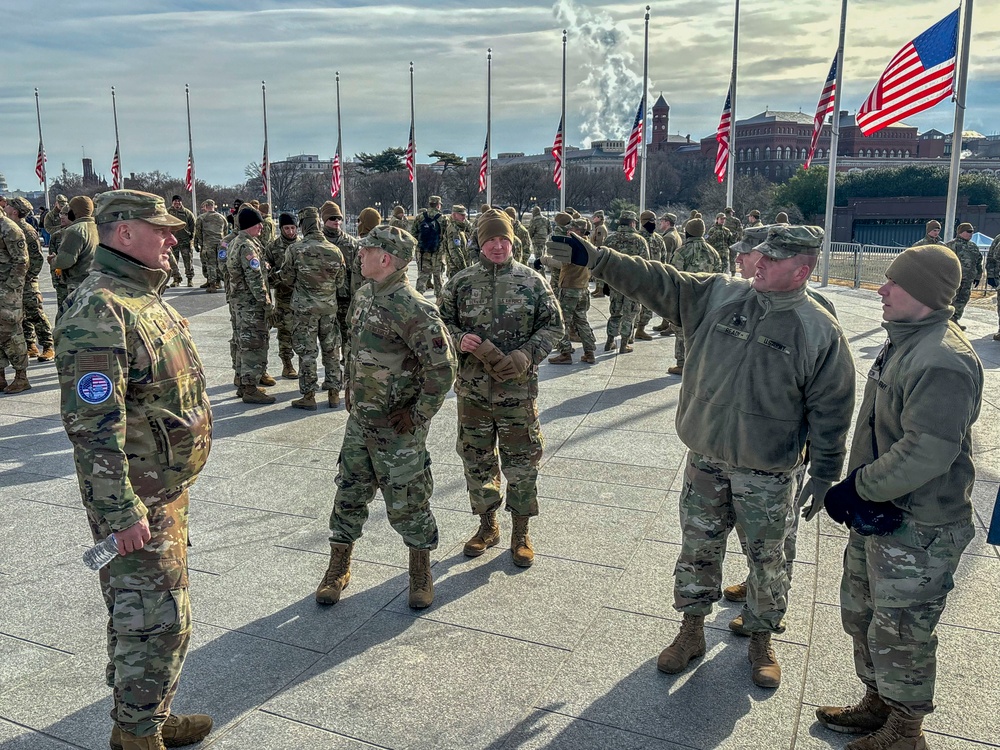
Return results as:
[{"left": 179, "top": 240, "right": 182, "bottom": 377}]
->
[
  {"left": 249, "top": 257, "right": 261, "bottom": 271},
  {"left": 218, "top": 248, "right": 227, "bottom": 260},
  {"left": 77, "top": 372, "right": 113, "bottom": 405}
]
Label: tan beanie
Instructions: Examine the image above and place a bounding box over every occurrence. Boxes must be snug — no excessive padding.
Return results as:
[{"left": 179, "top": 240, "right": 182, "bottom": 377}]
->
[
  {"left": 554, "top": 212, "right": 572, "bottom": 227},
  {"left": 886, "top": 245, "right": 961, "bottom": 310},
  {"left": 926, "top": 220, "right": 941, "bottom": 232},
  {"left": 477, "top": 208, "right": 514, "bottom": 247},
  {"left": 357, "top": 207, "right": 382, "bottom": 238},
  {"left": 686, "top": 218, "right": 705, "bottom": 238},
  {"left": 320, "top": 201, "right": 343, "bottom": 221},
  {"left": 775, "top": 211, "right": 789, "bottom": 223},
  {"left": 504, "top": 206, "right": 517, "bottom": 221},
  {"left": 69, "top": 195, "right": 94, "bottom": 218}
]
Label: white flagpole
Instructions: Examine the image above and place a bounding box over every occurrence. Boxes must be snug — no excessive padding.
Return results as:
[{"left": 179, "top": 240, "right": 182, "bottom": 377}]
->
[
  {"left": 35, "top": 88, "right": 49, "bottom": 209},
  {"left": 821, "top": 0, "right": 848, "bottom": 286},
  {"left": 261, "top": 81, "right": 271, "bottom": 205},
  {"left": 638, "top": 6, "right": 650, "bottom": 213},
  {"left": 185, "top": 84, "right": 197, "bottom": 213},
  {"left": 944, "top": 0, "right": 973, "bottom": 242},
  {"left": 111, "top": 86, "right": 122, "bottom": 188},
  {"left": 726, "top": 0, "right": 739, "bottom": 208},
  {"left": 410, "top": 62, "right": 418, "bottom": 216},
  {"left": 336, "top": 71, "right": 346, "bottom": 218},
  {"left": 486, "top": 48, "right": 493, "bottom": 206},
  {"left": 560, "top": 29, "right": 567, "bottom": 212}
]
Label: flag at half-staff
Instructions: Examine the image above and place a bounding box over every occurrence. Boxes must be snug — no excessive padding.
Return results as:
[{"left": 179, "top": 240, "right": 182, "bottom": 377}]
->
[
  {"left": 405, "top": 121, "right": 415, "bottom": 183},
  {"left": 35, "top": 141, "right": 46, "bottom": 185},
  {"left": 623, "top": 98, "right": 643, "bottom": 182},
  {"left": 111, "top": 145, "right": 122, "bottom": 190},
  {"left": 478, "top": 136, "right": 489, "bottom": 192},
  {"left": 552, "top": 116, "right": 564, "bottom": 189},
  {"left": 805, "top": 57, "right": 837, "bottom": 169},
  {"left": 714, "top": 87, "right": 732, "bottom": 183},
  {"left": 330, "top": 146, "right": 342, "bottom": 198}
]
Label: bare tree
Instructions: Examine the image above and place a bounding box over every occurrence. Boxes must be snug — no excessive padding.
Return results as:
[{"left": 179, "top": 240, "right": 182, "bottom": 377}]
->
[{"left": 492, "top": 163, "right": 550, "bottom": 216}]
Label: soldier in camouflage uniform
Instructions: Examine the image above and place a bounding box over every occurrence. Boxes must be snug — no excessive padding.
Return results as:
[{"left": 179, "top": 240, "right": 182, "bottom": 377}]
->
[
  {"left": 282, "top": 207, "right": 345, "bottom": 410},
  {"left": 603, "top": 211, "right": 649, "bottom": 354},
  {"left": 0, "top": 210, "right": 30, "bottom": 393},
  {"left": 912, "top": 219, "right": 944, "bottom": 247},
  {"left": 5, "top": 197, "right": 54, "bottom": 361},
  {"left": 53, "top": 195, "right": 99, "bottom": 317},
  {"left": 193, "top": 200, "right": 228, "bottom": 292},
  {"left": 43, "top": 193, "right": 69, "bottom": 241},
  {"left": 316, "top": 224, "right": 456, "bottom": 610},
  {"left": 528, "top": 205, "right": 550, "bottom": 260},
  {"left": 666, "top": 218, "right": 723, "bottom": 375},
  {"left": 635, "top": 210, "right": 668, "bottom": 341},
  {"left": 444, "top": 205, "right": 471, "bottom": 275},
  {"left": 227, "top": 207, "right": 276, "bottom": 405},
  {"left": 168, "top": 196, "right": 196, "bottom": 287},
  {"left": 547, "top": 215, "right": 597, "bottom": 364},
  {"left": 945, "top": 222, "right": 982, "bottom": 326},
  {"left": 265, "top": 213, "right": 300, "bottom": 380},
  {"left": 547, "top": 224, "right": 855, "bottom": 690},
  {"left": 723, "top": 206, "right": 743, "bottom": 242},
  {"left": 439, "top": 209, "right": 563, "bottom": 568},
  {"left": 746, "top": 209, "right": 762, "bottom": 230},
  {"left": 987, "top": 233, "right": 1000, "bottom": 341},
  {"left": 388, "top": 205, "right": 409, "bottom": 231},
  {"left": 505, "top": 207, "right": 532, "bottom": 264},
  {"left": 654, "top": 213, "right": 683, "bottom": 335},
  {"left": 816, "top": 244, "right": 981, "bottom": 750},
  {"left": 55, "top": 190, "right": 213, "bottom": 750},
  {"left": 259, "top": 202, "right": 276, "bottom": 248},
  {"left": 705, "top": 212, "right": 736, "bottom": 274},
  {"left": 589, "top": 210, "right": 609, "bottom": 297},
  {"left": 411, "top": 195, "right": 448, "bottom": 297},
  {"left": 46, "top": 206, "right": 71, "bottom": 307},
  {"left": 321, "top": 201, "right": 360, "bottom": 350}
]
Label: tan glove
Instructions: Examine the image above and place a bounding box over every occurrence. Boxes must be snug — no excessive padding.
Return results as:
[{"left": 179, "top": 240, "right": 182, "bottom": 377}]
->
[
  {"left": 472, "top": 339, "right": 506, "bottom": 383},
  {"left": 494, "top": 349, "right": 531, "bottom": 381}
]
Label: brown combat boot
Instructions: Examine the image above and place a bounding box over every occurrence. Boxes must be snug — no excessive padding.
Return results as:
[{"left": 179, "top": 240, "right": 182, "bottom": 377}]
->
[
  {"left": 667, "top": 364, "right": 684, "bottom": 376},
  {"left": 111, "top": 713, "right": 213, "bottom": 750},
  {"left": 113, "top": 728, "right": 166, "bottom": 750},
  {"left": 463, "top": 511, "right": 501, "bottom": 557},
  {"left": 652, "top": 319, "right": 670, "bottom": 332},
  {"left": 186, "top": 278, "right": 194, "bottom": 287},
  {"left": 748, "top": 631, "right": 781, "bottom": 688},
  {"left": 234, "top": 373, "right": 244, "bottom": 398},
  {"left": 4, "top": 370, "right": 31, "bottom": 394},
  {"left": 844, "top": 710, "right": 927, "bottom": 750},
  {"left": 281, "top": 356, "right": 297, "bottom": 379},
  {"left": 510, "top": 514, "right": 534, "bottom": 567},
  {"left": 580, "top": 351, "right": 597, "bottom": 364},
  {"left": 26, "top": 342, "right": 39, "bottom": 357},
  {"left": 316, "top": 542, "right": 353, "bottom": 604},
  {"left": 259, "top": 371, "right": 277, "bottom": 386},
  {"left": 618, "top": 341, "right": 634, "bottom": 354},
  {"left": 659, "top": 328, "right": 675, "bottom": 337},
  {"left": 548, "top": 352, "right": 573, "bottom": 365},
  {"left": 199, "top": 281, "right": 211, "bottom": 289},
  {"left": 723, "top": 580, "right": 748, "bottom": 602},
  {"left": 241, "top": 385, "right": 276, "bottom": 404},
  {"left": 591, "top": 287, "right": 605, "bottom": 298},
  {"left": 817, "top": 688, "right": 892, "bottom": 735},
  {"left": 604, "top": 336, "right": 615, "bottom": 353},
  {"left": 291, "top": 392, "right": 317, "bottom": 411},
  {"left": 408, "top": 547, "right": 434, "bottom": 609},
  {"left": 729, "top": 613, "right": 786, "bottom": 637},
  {"left": 206, "top": 283, "right": 218, "bottom": 294},
  {"left": 657, "top": 614, "right": 706, "bottom": 674},
  {"left": 634, "top": 325, "right": 653, "bottom": 341},
  {"left": 328, "top": 390, "right": 341, "bottom": 408},
  {"left": 38, "top": 346, "right": 55, "bottom": 361}
]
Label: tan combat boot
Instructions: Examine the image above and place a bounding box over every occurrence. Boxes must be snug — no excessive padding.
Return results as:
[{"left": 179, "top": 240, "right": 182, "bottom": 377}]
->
[
  {"left": 510, "top": 514, "right": 534, "bottom": 567},
  {"left": 657, "top": 614, "right": 706, "bottom": 674},
  {"left": 580, "top": 351, "right": 596, "bottom": 364},
  {"left": 316, "top": 542, "right": 353, "bottom": 604},
  {"left": 259, "top": 371, "right": 277, "bottom": 386},
  {"left": 111, "top": 713, "right": 213, "bottom": 750},
  {"left": 652, "top": 319, "right": 670, "bottom": 332},
  {"left": 26, "top": 342, "right": 39, "bottom": 357},
  {"left": 748, "top": 631, "right": 781, "bottom": 688},
  {"left": 408, "top": 547, "right": 434, "bottom": 609},
  {"left": 281, "top": 356, "right": 297, "bottom": 379},
  {"left": 206, "top": 282, "right": 219, "bottom": 294},
  {"left": 844, "top": 710, "right": 927, "bottom": 750},
  {"left": 618, "top": 341, "right": 634, "bottom": 354},
  {"left": 38, "top": 346, "right": 55, "bottom": 361},
  {"left": 548, "top": 352, "right": 573, "bottom": 365},
  {"left": 241, "top": 385, "right": 276, "bottom": 404},
  {"left": 604, "top": 336, "right": 616, "bottom": 353},
  {"left": 729, "top": 614, "right": 785, "bottom": 637},
  {"left": 328, "top": 390, "right": 341, "bottom": 408},
  {"left": 634, "top": 325, "right": 653, "bottom": 341},
  {"left": 4, "top": 370, "right": 31, "bottom": 394},
  {"left": 291, "top": 392, "right": 317, "bottom": 411},
  {"left": 723, "top": 580, "right": 748, "bottom": 602},
  {"left": 667, "top": 364, "right": 684, "bottom": 376},
  {"left": 816, "top": 688, "right": 892, "bottom": 735},
  {"left": 114, "top": 728, "right": 166, "bottom": 750},
  {"left": 463, "top": 511, "right": 501, "bottom": 557}
]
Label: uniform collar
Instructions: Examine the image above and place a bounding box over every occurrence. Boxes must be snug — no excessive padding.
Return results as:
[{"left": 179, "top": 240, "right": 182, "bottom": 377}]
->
[
  {"left": 479, "top": 254, "right": 514, "bottom": 271},
  {"left": 93, "top": 244, "right": 170, "bottom": 292},
  {"left": 372, "top": 268, "right": 409, "bottom": 296},
  {"left": 883, "top": 308, "right": 953, "bottom": 344}
]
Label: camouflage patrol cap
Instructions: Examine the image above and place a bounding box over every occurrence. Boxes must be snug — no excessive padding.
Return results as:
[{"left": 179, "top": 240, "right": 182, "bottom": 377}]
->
[
  {"left": 393, "top": 205, "right": 405, "bottom": 218},
  {"left": 732, "top": 224, "right": 771, "bottom": 254},
  {"left": 660, "top": 212, "right": 677, "bottom": 224},
  {"left": 725, "top": 206, "right": 734, "bottom": 214},
  {"left": 360, "top": 223, "right": 416, "bottom": 263},
  {"left": 94, "top": 190, "right": 185, "bottom": 228},
  {"left": 10, "top": 197, "right": 34, "bottom": 217},
  {"left": 716, "top": 212, "right": 726, "bottom": 220},
  {"left": 748, "top": 209, "right": 761, "bottom": 218},
  {"left": 639, "top": 210, "right": 656, "bottom": 224},
  {"left": 428, "top": 195, "right": 442, "bottom": 206},
  {"left": 592, "top": 210, "right": 605, "bottom": 219},
  {"left": 619, "top": 210, "right": 637, "bottom": 224},
  {"left": 56, "top": 194, "right": 69, "bottom": 205},
  {"left": 754, "top": 225, "right": 824, "bottom": 259},
  {"left": 570, "top": 217, "right": 589, "bottom": 233},
  {"left": 452, "top": 204, "right": 467, "bottom": 215},
  {"left": 532, "top": 206, "right": 541, "bottom": 216}
]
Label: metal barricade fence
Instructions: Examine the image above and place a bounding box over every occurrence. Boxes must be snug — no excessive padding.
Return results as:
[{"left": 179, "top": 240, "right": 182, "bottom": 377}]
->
[{"left": 816, "top": 243, "right": 910, "bottom": 288}]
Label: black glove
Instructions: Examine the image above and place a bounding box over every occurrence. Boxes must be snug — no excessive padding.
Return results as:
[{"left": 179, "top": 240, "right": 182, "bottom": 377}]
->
[
  {"left": 532, "top": 256, "right": 543, "bottom": 271},
  {"left": 546, "top": 234, "right": 595, "bottom": 267},
  {"left": 824, "top": 469, "right": 861, "bottom": 526},
  {"left": 974, "top": 278, "right": 980, "bottom": 289},
  {"left": 825, "top": 468, "right": 904, "bottom": 536},
  {"left": 988, "top": 276, "right": 998, "bottom": 289},
  {"left": 388, "top": 407, "right": 419, "bottom": 435}
]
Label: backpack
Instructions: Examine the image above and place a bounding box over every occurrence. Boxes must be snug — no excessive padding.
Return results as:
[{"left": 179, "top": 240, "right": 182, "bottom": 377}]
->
[{"left": 418, "top": 211, "right": 441, "bottom": 253}]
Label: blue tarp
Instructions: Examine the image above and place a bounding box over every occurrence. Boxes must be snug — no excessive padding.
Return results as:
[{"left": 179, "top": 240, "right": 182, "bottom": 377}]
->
[{"left": 971, "top": 231, "right": 994, "bottom": 250}]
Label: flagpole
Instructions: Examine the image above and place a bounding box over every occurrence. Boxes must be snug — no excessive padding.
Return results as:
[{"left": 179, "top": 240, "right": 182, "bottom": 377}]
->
[
  {"left": 821, "top": 0, "right": 848, "bottom": 286},
  {"left": 336, "top": 71, "right": 346, "bottom": 218},
  {"left": 560, "top": 29, "right": 567, "bottom": 212},
  {"left": 261, "top": 81, "right": 271, "bottom": 204},
  {"left": 410, "top": 62, "right": 418, "bottom": 216},
  {"left": 34, "top": 88, "right": 49, "bottom": 209},
  {"left": 486, "top": 48, "right": 493, "bottom": 206},
  {"left": 111, "top": 86, "right": 122, "bottom": 188},
  {"left": 726, "top": 0, "right": 739, "bottom": 208},
  {"left": 943, "top": 0, "right": 973, "bottom": 242},
  {"left": 185, "top": 84, "right": 197, "bottom": 214},
  {"left": 639, "top": 6, "right": 650, "bottom": 213}
]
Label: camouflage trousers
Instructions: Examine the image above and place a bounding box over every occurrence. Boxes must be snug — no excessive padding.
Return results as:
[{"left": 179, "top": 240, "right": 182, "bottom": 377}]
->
[
  {"left": 170, "top": 242, "right": 194, "bottom": 282},
  {"left": 531, "top": 241, "right": 546, "bottom": 263},
  {"left": 292, "top": 311, "right": 342, "bottom": 395},
  {"left": 606, "top": 290, "right": 640, "bottom": 339},
  {"left": 841, "top": 521, "right": 974, "bottom": 717},
  {"left": 951, "top": 281, "right": 973, "bottom": 322},
  {"left": 550, "top": 266, "right": 561, "bottom": 290},
  {"left": 21, "top": 281, "right": 53, "bottom": 349},
  {"left": 446, "top": 245, "right": 468, "bottom": 276},
  {"left": 87, "top": 490, "right": 192, "bottom": 738},
  {"left": 336, "top": 293, "right": 351, "bottom": 362},
  {"left": 231, "top": 298, "right": 269, "bottom": 384},
  {"left": 200, "top": 239, "right": 221, "bottom": 285},
  {"left": 269, "top": 289, "right": 294, "bottom": 361},
  {"left": 329, "top": 416, "right": 439, "bottom": 550},
  {"left": 224, "top": 285, "right": 240, "bottom": 376},
  {"left": 674, "top": 451, "right": 795, "bottom": 633},
  {"left": 417, "top": 250, "right": 445, "bottom": 298},
  {"left": 637, "top": 304, "right": 654, "bottom": 328},
  {"left": 555, "top": 287, "right": 597, "bottom": 355},
  {"left": 733, "top": 465, "right": 807, "bottom": 581},
  {"left": 0, "top": 297, "right": 28, "bottom": 371},
  {"left": 674, "top": 328, "right": 686, "bottom": 366},
  {"left": 729, "top": 247, "right": 738, "bottom": 275},
  {"left": 457, "top": 396, "right": 544, "bottom": 517}
]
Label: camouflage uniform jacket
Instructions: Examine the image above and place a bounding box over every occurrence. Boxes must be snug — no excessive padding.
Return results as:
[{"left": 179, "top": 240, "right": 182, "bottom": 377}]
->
[
  {"left": 323, "top": 225, "right": 360, "bottom": 296},
  {"left": 913, "top": 235, "right": 945, "bottom": 247},
  {"left": 167, "top": 206, "right": 196, "bottom": 246},
  {"left": 264, "top": 232, "right": 298, "bottom": 291},
  {"left": 444, "top": 219, "right": 471, "bottom": 270},
  {"left": 226, "top": 232, "right": 270, "bottom": 305},
  {"left": 0, "top": 216, "right": 28, "bottom": 296},
  {"left": 723, "top": 215, "right": 743, "bottom": 241},
  {"left": 640, "top": 227, "right": 667, "bottom": 264},
  {"left": 987, "top": 236, "right": 1000, "bottom": 280},
  {"left": 849, "top": 309, "right": 982, "bottom": 526},
  {"left": 604, "top": 228, "right": 649, "bottom": 263},
  {"left": 528, "top": 215, "right": 551, "bottom": 245},
  {"left": 704, "top": 224, "right": 735, "bottom": 258},
  {"left": 260, "top": 216, "right": 276, "bottom": 249},
  {"left": 439, "top": 255, "right": 563, "bottom": 404},
  {"left": 54, "top": 245, "right": 212, "bottom": 563},
  {"left": 283, "top": 224, "right": 345, "bottom": 316},
  {"left": 589, "top": 249, "right": 855, "bottom": 482},
  {"left": 946, "top": 237, "right": 983, "bottom": 283},
  {"left": 54, "top": 216, "right": 99, "bottom": 287},
  {"left": 346, "top": 267, "right": 456, "bottom": 430},
  {"left": 194, "top": 211, "right": 229, "bottom": 251},
  {"left": 661, "top": 228, "right": 683, "bottom": 266},
  {"left": 673, "top": 237, "right": 723, "bottom": 274},
  {"left": 513, "top": 220, "right": 532, "bottom": 261},
  {"left": 15, "top": 218, "right": 44, "bottom": 283},
  {"left": 410, "top": 209, "right": 448, "bottom": 254},
  {"left": 388, "top": 216, "right": 409, "bottom": 232},
  {"left": 43, "top": 207, "right": 64, "bottom": 237}
]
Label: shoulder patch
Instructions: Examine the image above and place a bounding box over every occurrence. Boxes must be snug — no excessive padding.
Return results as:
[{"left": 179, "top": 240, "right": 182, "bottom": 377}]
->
[
  {"left": 76, "top": 372, "right": 113, "bottom": 404},
  {"left": 74, "top": 352, "right": 112, "bottom": 374},
  {"left": 249, "top": 256, "right": 261, "bottom": 271}
]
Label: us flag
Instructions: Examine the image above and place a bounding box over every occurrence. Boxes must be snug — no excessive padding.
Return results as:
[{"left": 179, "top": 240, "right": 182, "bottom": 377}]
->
[
  {"left": 622, "top": 97, "right": 644, "bottom": 182},
  {"left": 551, "top": 116, "right": 564, "bottom": 189},
  {"left": 260, "top": 144, "right": 269, "bottom": 195},
  {"left": 805, "top": 57, "right": 837, "bottom": 170},
  {"left": 35, "top": 140, "right": 46, "bottom": 184},
  {"left": 478, "top": 136, "right": 489, "bottom": 192},
  {"left": 714, "top": 87, "right": 732, "bottom": 183},
  {"left": 405, "top": 122, "right": 415, "bottom": 183},
  {"left": 330, "top": 150, "right": 342, "bottom": 198},
  {"left": 856, "top": 10, "right": 959, "bottom": 136},
  {"left": 111, "top": 145, "right": 122, "bottom": 190},
  {"left": 185, "top": 152, "right": 194, "bottom": 192}
]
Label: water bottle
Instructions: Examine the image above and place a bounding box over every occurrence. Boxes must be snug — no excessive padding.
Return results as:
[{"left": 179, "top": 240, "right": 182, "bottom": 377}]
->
[{"left": 83, "top": 534, "right": 120, "bottom": 571}]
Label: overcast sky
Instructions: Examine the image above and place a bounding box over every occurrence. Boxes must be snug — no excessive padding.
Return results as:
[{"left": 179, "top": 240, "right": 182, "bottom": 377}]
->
[{"left": 2, "top": 0, "right": 996, "bottom": 192}]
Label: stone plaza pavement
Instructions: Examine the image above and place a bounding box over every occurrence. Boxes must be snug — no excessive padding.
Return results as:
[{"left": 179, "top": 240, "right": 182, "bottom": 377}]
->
[{"left": 2, "top": 267, "right": 999, "bottom": 750}]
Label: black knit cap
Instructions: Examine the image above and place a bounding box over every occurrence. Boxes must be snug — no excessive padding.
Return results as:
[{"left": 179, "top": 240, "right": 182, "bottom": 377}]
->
[
  {"left": 279, "top": 212, "right": 296, "bottom": 227},
  {"left": 238, "top": 206, "right": 263, "bottom": 230}
]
